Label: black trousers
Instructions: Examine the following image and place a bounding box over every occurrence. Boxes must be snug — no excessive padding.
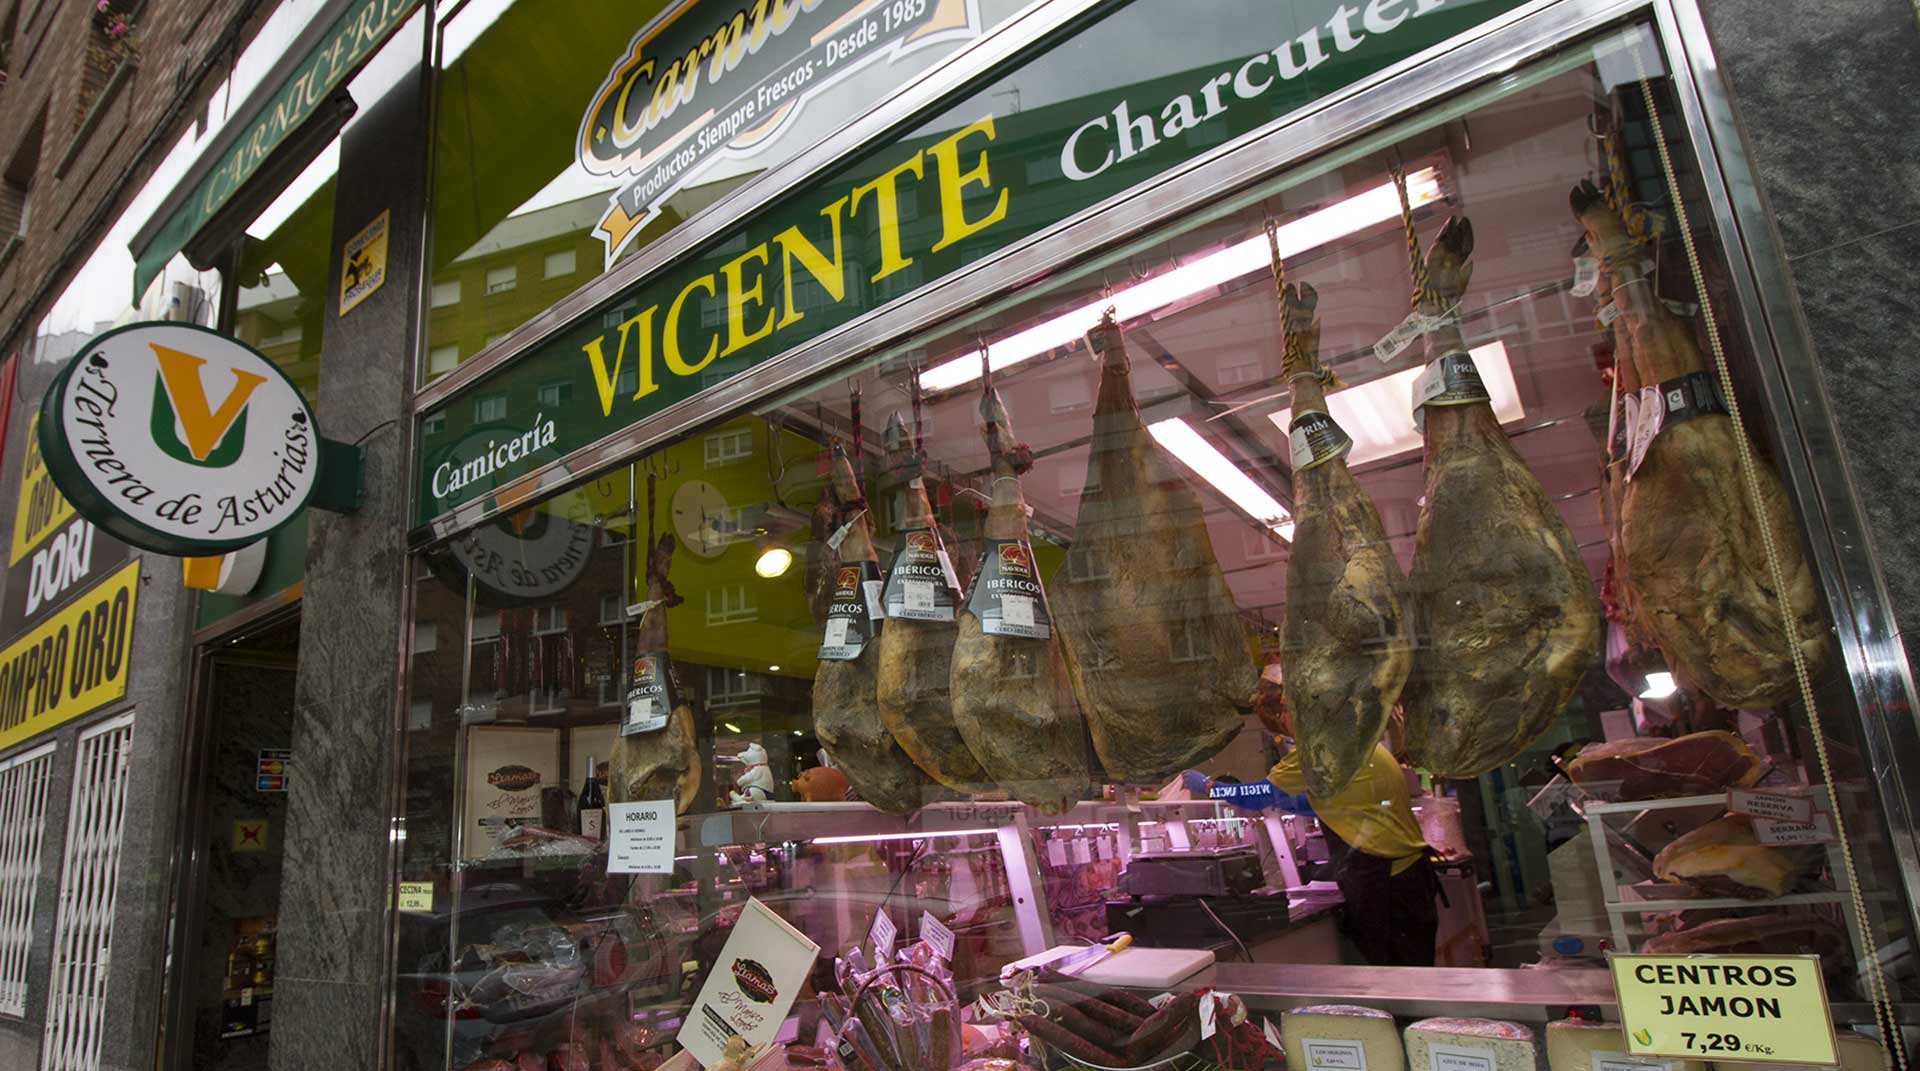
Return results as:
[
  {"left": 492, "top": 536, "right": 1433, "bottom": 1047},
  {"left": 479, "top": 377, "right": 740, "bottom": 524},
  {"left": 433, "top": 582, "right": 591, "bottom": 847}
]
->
[{"left": 1325, "top": 828, "right": 1441, "bottom": 967}]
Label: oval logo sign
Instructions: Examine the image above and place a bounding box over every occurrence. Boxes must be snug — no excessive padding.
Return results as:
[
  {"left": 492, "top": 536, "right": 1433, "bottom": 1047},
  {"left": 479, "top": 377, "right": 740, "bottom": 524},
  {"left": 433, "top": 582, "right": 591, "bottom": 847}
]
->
[{"left": 38, "top": 323, "right": 321, "bottom": 555}]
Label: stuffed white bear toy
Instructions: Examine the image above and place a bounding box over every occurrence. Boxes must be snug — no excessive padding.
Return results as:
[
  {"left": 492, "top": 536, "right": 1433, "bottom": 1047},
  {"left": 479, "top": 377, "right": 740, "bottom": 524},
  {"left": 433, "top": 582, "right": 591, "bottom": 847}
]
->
[{"left": 729, "top": 742, "right": 775, "bottom": 806}]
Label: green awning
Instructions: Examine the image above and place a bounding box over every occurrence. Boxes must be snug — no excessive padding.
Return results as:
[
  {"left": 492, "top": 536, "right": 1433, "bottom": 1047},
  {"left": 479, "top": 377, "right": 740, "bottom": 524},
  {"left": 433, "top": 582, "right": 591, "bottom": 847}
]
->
[{"left": 128, "top": 0, "right": 420, "bottom": 301}]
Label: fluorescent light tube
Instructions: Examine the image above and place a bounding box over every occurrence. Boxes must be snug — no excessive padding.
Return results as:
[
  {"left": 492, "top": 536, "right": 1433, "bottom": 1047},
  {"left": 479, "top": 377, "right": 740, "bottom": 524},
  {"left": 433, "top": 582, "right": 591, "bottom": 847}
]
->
[
  {"left": 812, "top": 829, "right": 996, "bottom": 844},
  {"left": 1146, "top": 417, "right": 1294, "bottom": 541},
  {"left": 921, "top": 169, "right": 1443, "bottom": 392},
  {"left": 1266, "top": 341, "right": 1524, "bottom": 465}
]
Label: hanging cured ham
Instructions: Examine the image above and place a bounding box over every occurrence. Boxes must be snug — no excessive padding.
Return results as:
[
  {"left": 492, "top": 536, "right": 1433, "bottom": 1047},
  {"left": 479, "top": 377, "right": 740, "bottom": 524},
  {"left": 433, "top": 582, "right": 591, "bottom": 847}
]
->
[
  {"left": 1571, "top": 180, "right": 1828, "bottom": 709},
  {"left": 876, "top": 410, "right": 989, "bottom": 789},
  {"left": 1053, "top": 313, "right": 1255, "bottom": 784},
  {"left": 813, "top": 442, "right": 930, "bottom": 815},
  {"left": 610, "top": 489, "right": 701, "bottom": 813},
  {"left": 1274, "top": 280, "right": 1414, "bottom": 796},
  {"left": 950, "top": 361, "right": 1088, "bottom": 812},
  {"left": 1401, "top": 211, "right": 1602, "bottom": 777}
]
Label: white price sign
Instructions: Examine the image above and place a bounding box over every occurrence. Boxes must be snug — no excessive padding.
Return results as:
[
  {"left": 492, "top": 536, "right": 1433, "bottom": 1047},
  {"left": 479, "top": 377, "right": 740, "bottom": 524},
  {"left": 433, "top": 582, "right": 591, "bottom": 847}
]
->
[
  {"left": 921, "top": 911, "right": 956, "bottom": 963},
  {"left": 608, "top": 800, "right": 676, "bottom": 874}
]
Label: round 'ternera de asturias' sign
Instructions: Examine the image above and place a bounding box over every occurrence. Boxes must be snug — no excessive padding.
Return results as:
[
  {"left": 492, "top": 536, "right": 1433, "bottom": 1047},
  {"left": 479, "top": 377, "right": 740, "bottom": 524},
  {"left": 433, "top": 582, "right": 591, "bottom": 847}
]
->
[{"left": 38, "top": 322, "right": 321, "bottom": 556}]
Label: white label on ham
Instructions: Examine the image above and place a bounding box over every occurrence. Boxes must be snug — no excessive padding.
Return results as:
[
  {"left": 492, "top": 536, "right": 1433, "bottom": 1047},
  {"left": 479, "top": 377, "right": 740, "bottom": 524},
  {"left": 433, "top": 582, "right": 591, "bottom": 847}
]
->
[
  {"left": 826, "top": 510, "right": 867, "bottom": 551},
  {"left": 1626, "top": 384, "right": 1665, "bottom": 479},
  {"left": 1374, "top": 308, "right": 1429, "bottom": 363},
  {"left": 1200, "top": 994, "right": 1218, "bottom": 1040},
  {"left": 863, "top": 579, "right": 886, "bottom": 621},
  {"left": 1048, "top": 838, "right": 1068, "bottom": 865},
  {"left": 823, "top": 617, "right": 850, "bottom": 648},
  {"left": 1598, "top": 302, "right": 1622, "bottom": 326},
  {"left": 904, "top": 580, "right": 936, "bottom": 614},
  {"left": 1571, "top": 256, "right": 1601, "bottom": 297},
  {"left": 1002, "top": 595, "right": 1036, "bottom": 629}
]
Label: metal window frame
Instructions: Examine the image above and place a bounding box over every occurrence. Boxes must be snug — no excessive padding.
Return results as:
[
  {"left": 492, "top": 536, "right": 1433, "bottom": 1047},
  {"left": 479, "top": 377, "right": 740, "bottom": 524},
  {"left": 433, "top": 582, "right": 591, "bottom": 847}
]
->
[
  {"left": 41, "top": 710, "right": 137, "bottom": 1071},
  {"left": 0, "top": 740, "right": 58, "bottom": 1019},
  {"left": 403, "top": 0, "right": 1920, "bottom": 957}
]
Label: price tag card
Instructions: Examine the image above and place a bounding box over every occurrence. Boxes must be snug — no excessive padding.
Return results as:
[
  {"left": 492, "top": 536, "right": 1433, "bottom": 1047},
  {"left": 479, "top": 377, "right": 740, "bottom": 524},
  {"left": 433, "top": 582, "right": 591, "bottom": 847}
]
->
[
  {"left": 1302, "top": 1040, "right": 1367, "bottom": 1071},
  {"left": 1609, "top": 953, "right": 1837, "bottom": 1066},
  {"left": 920, "top": 911, "right": 956, "bottom": 963},
  {"left": 1426, "top": 1044, "right": 1495, "bottom": 1071},
  {"left": 870, "top": 910, "right": 898, "bottom": 962},
  {"left": 608, "top": 800, "right": 676, "bottom": 874},
  {"left": 1727, "top": 789, "right": 1814, "bottom": 824},
  {"left": 397, "top": 881, "right": 434, "bottom": 912},
  {"left": 1752, "top": 812, "right": 1837, "bottom": 846}
]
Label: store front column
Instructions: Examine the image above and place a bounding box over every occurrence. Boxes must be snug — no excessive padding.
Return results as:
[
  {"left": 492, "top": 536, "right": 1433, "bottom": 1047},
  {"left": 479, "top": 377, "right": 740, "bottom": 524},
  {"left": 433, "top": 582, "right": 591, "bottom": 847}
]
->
[{"left": 270, "top": 61, "right": 425, "bottom": 1071}]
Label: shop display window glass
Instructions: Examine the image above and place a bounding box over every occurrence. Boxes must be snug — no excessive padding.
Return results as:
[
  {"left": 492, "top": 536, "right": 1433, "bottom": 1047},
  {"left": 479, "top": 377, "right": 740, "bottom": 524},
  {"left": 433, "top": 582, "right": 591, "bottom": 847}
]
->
[{"left": 395, "top": 13, "right": 1915, "bottom": 1071}]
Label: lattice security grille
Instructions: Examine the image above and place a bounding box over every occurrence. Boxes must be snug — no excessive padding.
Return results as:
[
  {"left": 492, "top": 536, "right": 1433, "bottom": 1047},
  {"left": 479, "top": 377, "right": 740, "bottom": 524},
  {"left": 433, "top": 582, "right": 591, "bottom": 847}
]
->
[
  {"left": 0, "top": 742, "right": 57, "bottom": 1017},
  {"left": 40, "top": 714, "right": 134, "bottom": 1071}
]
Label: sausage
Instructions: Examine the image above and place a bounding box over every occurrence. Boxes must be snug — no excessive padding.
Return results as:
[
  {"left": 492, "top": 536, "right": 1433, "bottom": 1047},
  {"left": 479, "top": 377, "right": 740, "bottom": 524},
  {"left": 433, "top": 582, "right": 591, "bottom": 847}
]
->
[
  {"left": 1036, "top": 970, "right": 1159, "bottom": 1019},
  {"left": 1123, "top": 993, "right": 1200, "bottom": 1066},
  {"left": 1034, "top": 983, "right": 1144, "bottom": 1037},
  {"left": 1020, "top": 1015, "right": 1126, "bottom": 1067}
]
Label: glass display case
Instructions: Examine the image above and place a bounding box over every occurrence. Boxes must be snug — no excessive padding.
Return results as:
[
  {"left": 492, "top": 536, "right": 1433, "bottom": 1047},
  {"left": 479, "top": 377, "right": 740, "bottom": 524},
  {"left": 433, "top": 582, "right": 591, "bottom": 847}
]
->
[{"left": 394, "top": 5, "right": 1915, "bottom": 1071}]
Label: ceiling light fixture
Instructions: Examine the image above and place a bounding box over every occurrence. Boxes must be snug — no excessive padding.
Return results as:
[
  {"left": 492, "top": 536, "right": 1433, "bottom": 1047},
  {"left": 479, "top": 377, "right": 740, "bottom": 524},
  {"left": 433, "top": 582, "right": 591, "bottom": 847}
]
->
[
  {"left": 1266, "top": 340, "right": 1524, "bottom": 465},
  {"left": 754, "top": 544, "right": 795, "bottom": 578},
  {"left": 919, "top": 168, "right": 1444, "bottom": 392},
  {"left": 1146, "top": 418, "right": 1295, "bottom": 540}
]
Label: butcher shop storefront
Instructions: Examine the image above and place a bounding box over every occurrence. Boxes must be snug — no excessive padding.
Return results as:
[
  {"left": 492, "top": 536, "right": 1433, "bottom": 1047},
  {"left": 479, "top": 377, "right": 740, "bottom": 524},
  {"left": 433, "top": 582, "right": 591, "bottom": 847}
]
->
[{"left": 393, "top": 1, "right": 1919, "bottom": 1070}]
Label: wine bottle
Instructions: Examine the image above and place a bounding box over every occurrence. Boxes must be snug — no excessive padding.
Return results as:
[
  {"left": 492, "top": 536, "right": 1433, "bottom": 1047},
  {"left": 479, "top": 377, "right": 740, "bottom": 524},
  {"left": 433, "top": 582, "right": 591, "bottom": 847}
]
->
[{"left": 576, "top": 753, "right": 606, "bottom": 840}]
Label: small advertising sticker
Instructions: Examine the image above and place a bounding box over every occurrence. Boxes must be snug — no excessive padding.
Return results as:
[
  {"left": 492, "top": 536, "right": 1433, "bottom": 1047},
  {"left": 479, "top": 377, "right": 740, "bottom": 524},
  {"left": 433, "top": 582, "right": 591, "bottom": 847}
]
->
[
  {"left": 607, "top": 800, "right": 676, "bottom": 874},
  {"left": 1609, "top": 954, "right": 1837, "bottom": 1065},
  {"left": 339, "top": 209, "right": 390, "bottom": 315},
  {"left": 1726, "top": 789, "right": 1813, "bottom": 825},
  {"left": 257, "top": 748, "right": 291, "bottom": 792},
  {"left": 965, "top": 539, "right": 1053, "bottom": 640},
  {"left": 677, "top": 897, "right": 820, "bottom": 1067}
]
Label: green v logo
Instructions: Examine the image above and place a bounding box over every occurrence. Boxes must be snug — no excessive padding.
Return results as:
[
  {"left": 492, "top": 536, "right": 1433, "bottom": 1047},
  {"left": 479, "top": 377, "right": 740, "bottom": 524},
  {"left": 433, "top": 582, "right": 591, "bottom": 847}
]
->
[{"left": 148, "top": 343, "right": 267, "bottom": 468}]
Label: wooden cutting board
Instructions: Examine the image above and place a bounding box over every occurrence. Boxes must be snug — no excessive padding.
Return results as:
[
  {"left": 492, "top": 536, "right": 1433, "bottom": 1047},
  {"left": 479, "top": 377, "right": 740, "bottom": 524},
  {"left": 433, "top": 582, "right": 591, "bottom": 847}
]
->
[{"left": 1074, "top": 947, "right": 1215, "bottom": 988}]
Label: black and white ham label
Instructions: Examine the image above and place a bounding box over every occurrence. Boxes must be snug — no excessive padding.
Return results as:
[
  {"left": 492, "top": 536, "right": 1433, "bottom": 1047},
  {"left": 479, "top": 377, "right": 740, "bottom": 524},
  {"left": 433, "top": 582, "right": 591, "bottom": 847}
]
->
[
  {"left": 966, "top": 539, "right": 1054, "bottom": 640},
  {"left": 1290, "top": 410, "right": 1354, "bottom": 471},
  {"left": 1413, "top": 351, "right": 1491, "bottom": 412},
  {"left": 1305, "top": 1040, "right": 1368, "bottom": 1071},
  {"left": 920, "top": 911, "right": 955, "bottom": 962},
  {"left": 819, "top": 560, "right": 885, "bottom": 660},
  {"left": 623, "top": 651, "right": 679, "bottom": 736},
  {"left": 882, "top": 526, "right": 962, "bottom": 622}
]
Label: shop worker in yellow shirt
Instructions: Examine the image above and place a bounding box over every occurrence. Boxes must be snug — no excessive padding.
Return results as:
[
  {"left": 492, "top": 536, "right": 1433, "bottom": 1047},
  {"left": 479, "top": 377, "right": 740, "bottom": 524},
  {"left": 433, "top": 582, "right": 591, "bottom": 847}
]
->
[{"left": 1185, "top": 733, "right": 1440, "bottom": 967}]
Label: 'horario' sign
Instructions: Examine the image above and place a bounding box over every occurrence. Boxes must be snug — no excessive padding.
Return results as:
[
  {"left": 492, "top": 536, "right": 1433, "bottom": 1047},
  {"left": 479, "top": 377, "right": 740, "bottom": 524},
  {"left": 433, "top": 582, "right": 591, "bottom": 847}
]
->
[{"left": 38, "top": 323, "right": 333, "bottom": 555}]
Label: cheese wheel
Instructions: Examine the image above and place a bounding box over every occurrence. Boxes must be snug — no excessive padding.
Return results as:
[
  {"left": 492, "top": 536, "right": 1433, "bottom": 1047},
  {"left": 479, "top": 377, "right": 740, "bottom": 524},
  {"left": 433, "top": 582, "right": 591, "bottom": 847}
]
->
[
  {"left": 1545, "top": 1021, "right": 1705, "bottom": 1071},
  {"left": 1406, "top": 1018, "right": 1537, "bottom": 1071},
  {"left": 1283, "top": 1005, "right": 1403, "bottom": 1071}
]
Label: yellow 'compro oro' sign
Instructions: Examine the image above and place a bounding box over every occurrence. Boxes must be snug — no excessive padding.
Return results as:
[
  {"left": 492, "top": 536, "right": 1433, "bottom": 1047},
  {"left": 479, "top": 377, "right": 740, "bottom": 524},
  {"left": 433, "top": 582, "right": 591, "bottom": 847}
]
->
[
  {"left": 0, "top": 559, "right": 139, "bottom": 750},
  {"left": 11, "top": 413, "right": 77, "bottom": 565},
  {"left": 1610, "top": 954, "right": 1838, "bottom": 1066}
]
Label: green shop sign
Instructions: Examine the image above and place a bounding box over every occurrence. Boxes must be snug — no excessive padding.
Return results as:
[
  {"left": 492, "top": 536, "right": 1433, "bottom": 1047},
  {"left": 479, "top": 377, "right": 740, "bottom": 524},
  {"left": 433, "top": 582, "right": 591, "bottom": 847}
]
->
[
  {"left": 131, "top": 0, "right": 422, "bottom": 300},
  {"left": 416, "top": 0, "right": 1528, "bottom": 529}
]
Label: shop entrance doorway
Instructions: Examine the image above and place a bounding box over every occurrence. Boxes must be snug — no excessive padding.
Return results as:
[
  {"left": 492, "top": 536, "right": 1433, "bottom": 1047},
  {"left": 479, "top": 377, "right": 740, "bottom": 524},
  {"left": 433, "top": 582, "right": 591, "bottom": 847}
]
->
[{"left": 158, "top": 612, "right": 301, "bottom": 1071}]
